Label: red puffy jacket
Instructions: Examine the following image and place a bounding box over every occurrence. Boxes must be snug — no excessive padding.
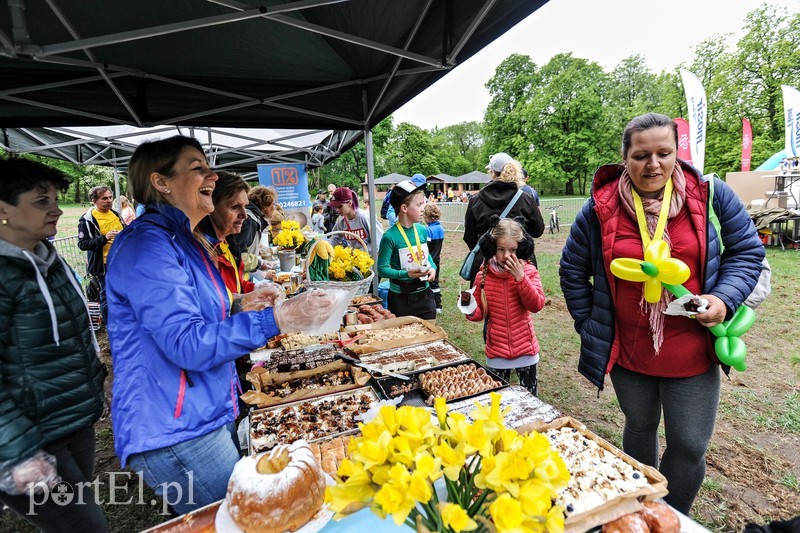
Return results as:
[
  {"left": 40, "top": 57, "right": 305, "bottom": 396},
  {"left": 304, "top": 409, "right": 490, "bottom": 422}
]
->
[{"left": 466, "top": 262, "right": 545, "bottom": 360}]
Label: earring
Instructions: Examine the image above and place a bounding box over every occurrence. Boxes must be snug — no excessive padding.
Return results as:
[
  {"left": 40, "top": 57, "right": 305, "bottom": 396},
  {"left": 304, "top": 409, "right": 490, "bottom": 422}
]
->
[
  {"left": 1, "top": 219, "right": 7, "bottom": 225},
  {"left": 163, "top": 188, "right": 171, "bottom": 194}
]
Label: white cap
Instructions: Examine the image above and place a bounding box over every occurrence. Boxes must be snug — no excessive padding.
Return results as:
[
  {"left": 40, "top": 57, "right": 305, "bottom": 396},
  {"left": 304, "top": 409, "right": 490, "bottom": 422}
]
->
[{"left": 486, "top": 152, "right": 514, "bottom": 173}]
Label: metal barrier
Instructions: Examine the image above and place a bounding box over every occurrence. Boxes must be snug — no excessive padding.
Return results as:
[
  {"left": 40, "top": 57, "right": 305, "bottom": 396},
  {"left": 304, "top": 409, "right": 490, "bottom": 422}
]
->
[
  {"left": 53, "top": 235, "right": 87, "bottom": 282},
  {"left": 437, "top": 197, "right": 588, "bottom": 233}
]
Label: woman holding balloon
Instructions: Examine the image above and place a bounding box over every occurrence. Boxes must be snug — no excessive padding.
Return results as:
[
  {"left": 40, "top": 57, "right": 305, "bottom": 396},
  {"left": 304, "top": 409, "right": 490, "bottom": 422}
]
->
[{"left": 559, "top": 112, "right": 764, "bottom": 514}]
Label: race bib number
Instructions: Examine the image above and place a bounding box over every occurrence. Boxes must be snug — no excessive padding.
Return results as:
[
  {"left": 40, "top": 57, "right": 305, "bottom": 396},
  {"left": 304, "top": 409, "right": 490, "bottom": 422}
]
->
[{"left": 398, "top": 243, "right": 430, "bottom": 270}]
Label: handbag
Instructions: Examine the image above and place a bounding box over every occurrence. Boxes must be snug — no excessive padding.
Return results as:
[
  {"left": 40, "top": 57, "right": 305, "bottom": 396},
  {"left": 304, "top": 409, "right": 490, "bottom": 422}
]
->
[{"left": 459, "top": 189, "right": 524, "bottom": 281}]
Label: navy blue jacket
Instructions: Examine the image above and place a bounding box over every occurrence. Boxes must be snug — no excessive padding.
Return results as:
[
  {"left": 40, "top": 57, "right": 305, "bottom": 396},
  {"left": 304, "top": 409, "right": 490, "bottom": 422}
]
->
[{"left": 560, "top": 162, "right": 764, "bottom": 390}]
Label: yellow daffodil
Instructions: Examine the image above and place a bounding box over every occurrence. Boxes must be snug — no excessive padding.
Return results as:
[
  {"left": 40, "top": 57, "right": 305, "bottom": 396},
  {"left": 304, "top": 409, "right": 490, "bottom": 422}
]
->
[
  {"left": 414, "top": 452, "right": 442, "bottom": 482},
  {"left": 433, "top": 441, "right": 467, "bottom": 481},
  {"left": 408, "top": 470, "right": 433, "bottom": 503},
  {"left": 434, "top": 396, "right": 448, "bottom": 427},
  {"left": 490, "top": 493, "right": 525, "bottom": 531},
  {"left": 469, "top": 392, "right": 509, "bottom": 425},
  {"left": 439, "top": 502, "right": 478, "bottom": 532},
  {"left": 351, "top": 430, "right": 392, "bottom": 469},
  {"left": 327, "top": 400, "right": 566, "bottom": 532},
  {"left": 610, "top": 239, "right": 690, "bottom": 303}
]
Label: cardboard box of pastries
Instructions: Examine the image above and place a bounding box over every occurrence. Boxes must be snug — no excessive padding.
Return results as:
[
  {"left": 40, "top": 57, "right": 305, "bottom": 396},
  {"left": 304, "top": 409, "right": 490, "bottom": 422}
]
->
[
  {"left": 516, "top": 417, "right": 668, "bottom": 533},
  {"left": 342, "top": 316, "right": 447, "bottom": 355},
  {"left": 242, "top": 360, "right": 371, "bottom": 408}
]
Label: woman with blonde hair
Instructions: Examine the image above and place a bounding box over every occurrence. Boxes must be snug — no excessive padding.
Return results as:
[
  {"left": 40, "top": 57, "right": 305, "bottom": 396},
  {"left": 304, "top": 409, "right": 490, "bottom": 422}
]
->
[
  {"left": 119, "top": 195, "right": 136, "bottom": 224},
  {"left": 462, "top": 152, "right": 544, "bottom": 283}
]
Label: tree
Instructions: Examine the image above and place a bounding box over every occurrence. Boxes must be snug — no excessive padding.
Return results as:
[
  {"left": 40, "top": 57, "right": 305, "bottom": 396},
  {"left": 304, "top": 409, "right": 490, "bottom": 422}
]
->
[
  {"left": 431, "top": 121, "right": 483, "bottom": 175},
  {"left": 483, "top": 54, "right": 540, "bottom": 161},
  {"left": 383, "top": 122, "right": 439, "bottom": 176},
  {"left": 524, "top": 54, "right": 612, "bottom": 195}
]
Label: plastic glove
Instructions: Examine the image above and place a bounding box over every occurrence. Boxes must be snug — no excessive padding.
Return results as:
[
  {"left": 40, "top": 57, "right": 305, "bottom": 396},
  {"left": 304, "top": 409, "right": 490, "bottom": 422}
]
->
[
  {"left": 237, "top": 283, "right": 285, "bottom": 312},
  {"left": 0, "top": 450, "right": 60, "bottom": 495},
  {"left": 457, "top": 287, "right": 478, "bottom": 315},
  {"left": 273, "top": 289, "right": 336, "bottom": 334}
]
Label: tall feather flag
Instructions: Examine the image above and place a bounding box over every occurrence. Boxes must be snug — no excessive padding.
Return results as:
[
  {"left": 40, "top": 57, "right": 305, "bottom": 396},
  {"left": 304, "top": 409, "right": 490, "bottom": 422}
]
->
[
  {"left": 680, "top": 69, "right": 707, "bottom": 174},
  {"left": 674, "top": 118, "right": 692, "bottom": 163},
  {"left": 742, "top": 118, "right": 752, "bottom": 171},
  {"left": 782, "top": 85, "right": 800, "bottom": 157}
]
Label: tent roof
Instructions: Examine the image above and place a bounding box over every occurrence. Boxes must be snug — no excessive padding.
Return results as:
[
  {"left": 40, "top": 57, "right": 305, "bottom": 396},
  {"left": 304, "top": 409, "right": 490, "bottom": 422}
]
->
[
  {"left": 1, "top": 125, "right": 361, "bottom": 175},
  {"left": 0, "top": 0, "right": 547, "bottom": 134}
]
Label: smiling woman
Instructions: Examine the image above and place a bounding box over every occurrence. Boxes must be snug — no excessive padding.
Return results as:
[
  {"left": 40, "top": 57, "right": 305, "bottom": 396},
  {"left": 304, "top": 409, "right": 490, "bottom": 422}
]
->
[
  {"left": 197, "top": 170, "right": 255, "bottom": 296},
  {"left": 104, "top": 136, "right": 343, "bottom": 515}
]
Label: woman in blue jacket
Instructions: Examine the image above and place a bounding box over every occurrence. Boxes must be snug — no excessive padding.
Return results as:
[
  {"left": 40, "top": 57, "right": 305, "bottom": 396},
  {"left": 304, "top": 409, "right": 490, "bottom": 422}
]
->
[
  {"left": 560, "top": 113, "right": 764, "bottom": 514},
  {"left": 106, "top": 136, "right": 336, "bottom": 514}
]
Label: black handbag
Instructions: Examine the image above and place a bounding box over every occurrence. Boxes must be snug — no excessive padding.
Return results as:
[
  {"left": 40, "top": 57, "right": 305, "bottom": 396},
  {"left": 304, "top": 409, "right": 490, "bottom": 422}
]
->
[{"left": 459, "top": 189, "right": 524, "bottom": 281}]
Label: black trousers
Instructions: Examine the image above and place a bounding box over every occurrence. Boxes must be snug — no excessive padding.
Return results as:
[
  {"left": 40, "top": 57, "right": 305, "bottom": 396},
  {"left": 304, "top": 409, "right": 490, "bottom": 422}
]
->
[
  {"left": 0, "top": 425, "right": 108, "bottom": 532},
  {"left": 493, "top": 364, "right": 538, "bottom": 396},
  {"left": 388, "top": 288, "right": 437, "bottom": 320}
]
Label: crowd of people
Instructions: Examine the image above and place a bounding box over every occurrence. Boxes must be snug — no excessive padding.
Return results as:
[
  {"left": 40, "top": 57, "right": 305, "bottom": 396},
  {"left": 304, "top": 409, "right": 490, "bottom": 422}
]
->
[{"left": 0, "top": 112, "right": 770, "bottom": 530}]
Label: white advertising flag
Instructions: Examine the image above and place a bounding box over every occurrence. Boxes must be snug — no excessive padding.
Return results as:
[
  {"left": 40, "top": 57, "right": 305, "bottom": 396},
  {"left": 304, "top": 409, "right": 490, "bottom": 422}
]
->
[
  {"left": 680, "top": 69, "right": 707, "bottom": 174},
  {"left": 782, "top": 85, "right": 800, "bottom": 157}
]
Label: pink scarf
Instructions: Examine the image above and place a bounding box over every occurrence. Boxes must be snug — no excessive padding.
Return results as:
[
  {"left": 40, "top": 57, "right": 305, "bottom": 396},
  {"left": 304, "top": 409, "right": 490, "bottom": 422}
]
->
[{"left": 617, "top": 165, "right": 687, "bottom": 353}]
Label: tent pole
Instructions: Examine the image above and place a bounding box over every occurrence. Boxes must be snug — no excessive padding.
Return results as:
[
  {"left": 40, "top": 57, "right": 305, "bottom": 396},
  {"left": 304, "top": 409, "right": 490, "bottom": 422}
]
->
[
  {"left": 112, "top": 151, "right": 122, "bottom": 212},
  {"left": 364, "top": 124, "right": 378, "bottom": 295}
]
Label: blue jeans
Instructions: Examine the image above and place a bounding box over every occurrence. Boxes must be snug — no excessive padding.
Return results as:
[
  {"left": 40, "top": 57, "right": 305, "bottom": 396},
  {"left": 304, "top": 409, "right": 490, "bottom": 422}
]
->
[{"left": 127, "top": 424, "right": 240, "bottom": 515}]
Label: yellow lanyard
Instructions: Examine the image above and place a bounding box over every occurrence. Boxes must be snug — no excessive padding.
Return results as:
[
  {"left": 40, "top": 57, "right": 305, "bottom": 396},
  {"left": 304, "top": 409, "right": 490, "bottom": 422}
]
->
[
  {"left": 396, "top": 223, "right": 423, "bottom": 264},
  {"left": 631, "top": 178, "right": 673, "bottom": 249}
]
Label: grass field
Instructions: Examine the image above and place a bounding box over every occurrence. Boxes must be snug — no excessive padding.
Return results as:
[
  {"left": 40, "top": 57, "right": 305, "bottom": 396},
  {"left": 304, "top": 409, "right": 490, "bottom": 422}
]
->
[{"left": 2, "top": 209, "right": 798, "bottom": 532}]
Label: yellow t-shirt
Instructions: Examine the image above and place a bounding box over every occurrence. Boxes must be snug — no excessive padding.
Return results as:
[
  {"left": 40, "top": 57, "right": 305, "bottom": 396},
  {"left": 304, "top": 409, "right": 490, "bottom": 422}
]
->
[{"left": 93, "top": 209, "right": 123, "bottom": 264}]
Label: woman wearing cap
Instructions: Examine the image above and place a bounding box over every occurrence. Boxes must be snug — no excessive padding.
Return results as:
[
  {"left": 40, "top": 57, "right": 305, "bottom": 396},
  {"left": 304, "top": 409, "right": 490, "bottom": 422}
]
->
[
  {"left": 463, "top": 153, "right": 544, "bottom": 284},
  {"left": 378, "top": 179, "right": 437, "bottom": 320},
  {"left": 327, "top": 187, "right": 383, "bottom": 253}
]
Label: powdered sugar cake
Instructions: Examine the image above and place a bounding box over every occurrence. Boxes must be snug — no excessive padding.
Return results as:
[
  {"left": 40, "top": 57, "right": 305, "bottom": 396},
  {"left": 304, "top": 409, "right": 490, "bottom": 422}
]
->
[
  {"left": 445, "top": 385, "right": 562, "bottom": 428},
  {"left": 357, "top": 340, "right": 470, "bottom": 374}
]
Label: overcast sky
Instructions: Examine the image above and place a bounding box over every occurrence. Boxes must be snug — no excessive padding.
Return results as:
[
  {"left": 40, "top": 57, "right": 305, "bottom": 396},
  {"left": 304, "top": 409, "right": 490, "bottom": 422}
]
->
[{"left": 392, "top": 0, "right": 800, "bottom": 130}]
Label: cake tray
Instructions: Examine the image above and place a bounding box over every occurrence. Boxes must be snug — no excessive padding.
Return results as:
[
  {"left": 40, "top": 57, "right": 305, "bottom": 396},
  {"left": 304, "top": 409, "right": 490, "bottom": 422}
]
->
[
  {"left": 248, "top": 386, "right": 379, "bottom": 454},
  {"left": 374, "top": 360, "right": 507, "bottom": 407}
]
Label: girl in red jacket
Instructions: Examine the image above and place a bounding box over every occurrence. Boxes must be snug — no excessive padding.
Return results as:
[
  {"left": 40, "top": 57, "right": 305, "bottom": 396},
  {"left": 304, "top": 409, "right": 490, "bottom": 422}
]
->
[{"left": 459, "top": 217, "right": 545, "bottom": 395}]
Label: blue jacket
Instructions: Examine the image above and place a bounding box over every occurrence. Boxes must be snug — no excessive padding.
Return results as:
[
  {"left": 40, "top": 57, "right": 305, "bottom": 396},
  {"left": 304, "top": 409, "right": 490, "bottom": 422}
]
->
[
  {"left": 559, "top": 162, "right": 764, "bottom": 390},
  {"left": 106, "top": 204, "right": 279, "bottom": 466}
]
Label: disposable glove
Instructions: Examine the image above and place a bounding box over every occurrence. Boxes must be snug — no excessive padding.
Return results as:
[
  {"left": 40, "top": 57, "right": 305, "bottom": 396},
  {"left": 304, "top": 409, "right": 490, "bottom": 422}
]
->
[
  {"left": 0, "top": 450, "right": 60, "bottom": 495},
  {"left": 273, "top": 289, "right": 336, "bottom": 334},
  {"left": 235, "top": 283, "right": 285, "bottom": 313}
]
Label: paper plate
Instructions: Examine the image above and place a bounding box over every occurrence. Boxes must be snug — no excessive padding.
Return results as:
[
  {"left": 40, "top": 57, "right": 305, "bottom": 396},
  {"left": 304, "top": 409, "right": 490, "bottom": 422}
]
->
[{"left": 215, "top": 474, "right": 335, "bottom": 533}]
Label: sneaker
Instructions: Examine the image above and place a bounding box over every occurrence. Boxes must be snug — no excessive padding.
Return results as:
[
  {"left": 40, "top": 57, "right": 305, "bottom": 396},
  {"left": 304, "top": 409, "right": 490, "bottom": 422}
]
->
[{"left": 436, "top": 308, "right": 443, "bottom": 314}]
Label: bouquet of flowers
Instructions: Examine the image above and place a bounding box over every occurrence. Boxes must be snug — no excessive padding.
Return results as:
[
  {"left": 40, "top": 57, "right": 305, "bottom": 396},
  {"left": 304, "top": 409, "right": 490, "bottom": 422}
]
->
[
  {"left": 325, "top": 393, "right": 570, "bottom": 533},
  {"left": 328, "top": 245, "right": 374, "bottom": 281},
  {"left": 272, "top": 220, "right": 306, "bottom": 250}
]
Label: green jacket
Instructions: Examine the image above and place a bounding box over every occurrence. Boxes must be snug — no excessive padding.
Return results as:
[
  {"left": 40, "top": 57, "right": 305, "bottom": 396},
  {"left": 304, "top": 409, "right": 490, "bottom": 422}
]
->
[{"left": 0, "top": 239, "right": 105, "bottom": 468}]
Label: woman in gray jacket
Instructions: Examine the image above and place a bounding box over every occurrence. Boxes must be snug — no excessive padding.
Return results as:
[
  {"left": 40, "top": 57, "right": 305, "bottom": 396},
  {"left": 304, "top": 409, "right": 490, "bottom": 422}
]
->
[{"left": 0, "top": 157, "right": 106, "bottom": 532}]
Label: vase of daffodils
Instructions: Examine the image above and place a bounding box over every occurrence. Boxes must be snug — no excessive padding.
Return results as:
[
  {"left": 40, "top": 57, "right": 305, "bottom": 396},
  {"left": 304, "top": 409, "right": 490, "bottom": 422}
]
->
[
  {"left": 325, "top": 392, "right": 570, "bottom": 533},
  {"left": 272, "top": 220, "right": 309, "bottom": 271}
]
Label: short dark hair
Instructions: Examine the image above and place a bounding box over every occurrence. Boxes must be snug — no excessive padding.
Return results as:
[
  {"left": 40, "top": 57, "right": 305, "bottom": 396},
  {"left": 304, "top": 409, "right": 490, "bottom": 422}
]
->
[
  {"left": 128, "top": 136, "right": 205, "bottom": 206},
  {"left": 621, "top": 113, "right": 678, "bottom": 158},
  {"left": 212, "top": 170, "right": 249, "bottom": 204},
  {"left": 0, "top": 156, "right": 71, "bottom": 205},
  {"left": 89, "top": 185, "right": 112, "bottom": 202}
]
